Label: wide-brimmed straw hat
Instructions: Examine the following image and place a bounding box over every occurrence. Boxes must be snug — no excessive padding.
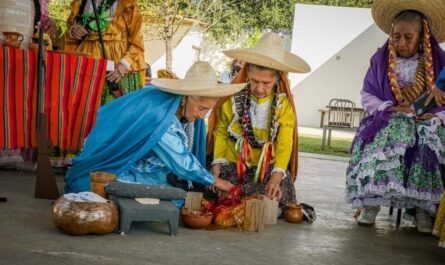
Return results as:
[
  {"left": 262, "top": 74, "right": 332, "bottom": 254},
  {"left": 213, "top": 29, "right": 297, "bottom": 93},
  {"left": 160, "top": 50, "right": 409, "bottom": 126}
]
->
[
  {"left": 157, "top": 69, "right": 179, "bottom": 79},
  {"left": 372, "top": 0, "right": 445, "bottom": 43},
  {"left": 151, "top": 61, "right": 245, "bottom": 97},
  {"left": 223, "top": 32, "right": 311, "bottom": 73}
]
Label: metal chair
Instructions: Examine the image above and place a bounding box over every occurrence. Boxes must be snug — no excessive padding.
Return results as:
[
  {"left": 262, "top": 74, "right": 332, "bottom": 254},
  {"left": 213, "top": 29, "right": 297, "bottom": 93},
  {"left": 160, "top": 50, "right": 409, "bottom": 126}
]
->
[
  {"left": 388, "top": 206, "right": 403, "bottom": 229},
  {"left": 322, "top": 99, "right": 357, "bottom": 149}
]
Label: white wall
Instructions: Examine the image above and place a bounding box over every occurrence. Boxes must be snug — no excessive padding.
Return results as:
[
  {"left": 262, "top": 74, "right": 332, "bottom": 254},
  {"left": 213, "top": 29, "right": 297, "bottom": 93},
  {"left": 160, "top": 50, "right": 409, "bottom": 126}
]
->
[
  {"left": 290, "top": 4, "right": 375, "bottom": 86},
  {"left": 294, "top": 24, "right": 387, "bottom": 127},
  {"left": 144, "top": 27, "right": 292, "bottom": 79},
  {"left": 143, "top": 26, "right": 203, "bottom": 78}
]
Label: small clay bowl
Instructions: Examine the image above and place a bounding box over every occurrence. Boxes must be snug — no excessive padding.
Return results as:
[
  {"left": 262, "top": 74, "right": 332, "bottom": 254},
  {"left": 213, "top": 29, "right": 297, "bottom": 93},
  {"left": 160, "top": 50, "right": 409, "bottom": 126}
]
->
[
  {"left": 285, "top": 203, "right": 304, "bottom": 223},
  {"left": 181, "top": 208, "right": 213, "bottom": 229}
]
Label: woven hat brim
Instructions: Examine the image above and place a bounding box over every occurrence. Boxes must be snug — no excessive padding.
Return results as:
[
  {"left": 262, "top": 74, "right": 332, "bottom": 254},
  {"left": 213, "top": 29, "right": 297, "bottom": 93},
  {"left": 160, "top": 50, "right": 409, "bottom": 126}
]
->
[
  {"left": 223, "top": 49, "right": 311, "bottom": 73},
  {"left": 151, "top": 79, "right": 245, "bottom": 97},
  {"left": 372, "top": 0, "right": 445, "bottom": 43}
]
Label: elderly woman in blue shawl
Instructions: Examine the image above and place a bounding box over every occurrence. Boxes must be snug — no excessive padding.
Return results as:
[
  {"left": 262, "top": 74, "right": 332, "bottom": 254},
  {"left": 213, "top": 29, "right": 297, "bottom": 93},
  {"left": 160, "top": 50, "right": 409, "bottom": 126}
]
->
[
  {"left": 64, "top": 62, "right": 244, "bottom": 197},
  {"left": 346, "top": 0, "right": 445, "bottom": 233}
]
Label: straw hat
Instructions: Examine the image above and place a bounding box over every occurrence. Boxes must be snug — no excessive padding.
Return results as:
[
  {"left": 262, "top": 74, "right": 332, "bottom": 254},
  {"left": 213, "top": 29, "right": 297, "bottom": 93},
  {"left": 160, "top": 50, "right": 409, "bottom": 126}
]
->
[
  {"left": 223, "top": 32, "right": 311, "bottom": 73},
  {"left": 372, "top": 0, "right": 445, "bottom": 43},
  {"left": 151, "top": 61, "right": 245, "bottom": 97},
  {"left": 157, "top": 69, "right": 179, "bottom": 79}
]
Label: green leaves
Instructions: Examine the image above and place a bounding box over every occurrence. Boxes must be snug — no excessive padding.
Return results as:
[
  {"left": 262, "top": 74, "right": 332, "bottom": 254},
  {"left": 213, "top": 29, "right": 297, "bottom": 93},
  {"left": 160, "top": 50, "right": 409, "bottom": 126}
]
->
[{"left": 48, "top": 0, "right": 373, "bottom": 45}]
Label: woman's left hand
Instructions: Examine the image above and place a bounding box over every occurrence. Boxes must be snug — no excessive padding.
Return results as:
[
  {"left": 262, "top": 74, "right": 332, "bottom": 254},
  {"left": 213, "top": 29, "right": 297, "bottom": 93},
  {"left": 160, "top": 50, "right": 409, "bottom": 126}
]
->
[
  {"left": 265, "top": 172, "right": 283, "bottom": 200},
  {"left": 417, "top": 112, "right": 437, "bottom": 120},
  {"left": 106, "top": 63, "right": 128, "bottom": 83},
  {"left": 425, "top": 85, "right": 445, "bottom": 107},
  {"left": 41, "top": 18, "right": 58, "bottom": 37}
]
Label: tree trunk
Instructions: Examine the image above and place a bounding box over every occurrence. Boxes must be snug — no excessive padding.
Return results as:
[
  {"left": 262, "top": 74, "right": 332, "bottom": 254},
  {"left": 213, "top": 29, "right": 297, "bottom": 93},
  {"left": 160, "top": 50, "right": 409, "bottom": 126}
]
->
[{"left": 165, "top": 36, "right": 173, "bottom": 71}]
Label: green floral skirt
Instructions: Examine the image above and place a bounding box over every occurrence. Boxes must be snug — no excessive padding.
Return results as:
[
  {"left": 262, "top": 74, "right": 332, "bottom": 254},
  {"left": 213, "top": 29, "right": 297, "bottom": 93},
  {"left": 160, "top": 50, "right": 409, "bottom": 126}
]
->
[
  {"left": 346, "top": 113, "right": 445, "bottom": 213},
  {"left": 101, "top": 72, "right": 143, "bottom": 105}
]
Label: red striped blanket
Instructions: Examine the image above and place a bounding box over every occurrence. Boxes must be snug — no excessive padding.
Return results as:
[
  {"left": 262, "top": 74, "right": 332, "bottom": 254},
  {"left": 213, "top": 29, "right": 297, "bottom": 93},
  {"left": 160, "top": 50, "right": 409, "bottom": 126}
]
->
[{"left": 0, "top": 46, "right": 106, "bottom": 152}]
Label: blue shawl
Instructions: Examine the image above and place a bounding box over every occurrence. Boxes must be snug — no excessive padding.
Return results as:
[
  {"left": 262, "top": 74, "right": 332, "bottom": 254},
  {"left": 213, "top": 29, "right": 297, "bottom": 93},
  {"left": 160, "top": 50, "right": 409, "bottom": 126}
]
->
[{"left": 64, "top": 85, "right": 207, "bottom": 193}]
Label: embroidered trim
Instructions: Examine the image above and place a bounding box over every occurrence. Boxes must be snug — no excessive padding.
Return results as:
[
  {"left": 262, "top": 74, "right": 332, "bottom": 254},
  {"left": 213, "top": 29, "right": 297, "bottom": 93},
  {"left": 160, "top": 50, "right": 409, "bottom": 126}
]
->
[
  {"left": 271, "top": 168, "right": 287, "bottom": 178},
  {"left": 211, "top": 159, "right": 230, "bottom": 166}
]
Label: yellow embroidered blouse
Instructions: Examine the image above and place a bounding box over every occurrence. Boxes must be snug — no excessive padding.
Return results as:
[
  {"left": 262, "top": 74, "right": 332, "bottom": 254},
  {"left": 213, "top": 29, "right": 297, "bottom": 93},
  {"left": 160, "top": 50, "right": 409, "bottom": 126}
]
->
[
  {"left": 64, "top": 0, "right": 146, "bottom": 74},
  {"left": 213, "top": 93, "right": 295, "bottom": 172}
]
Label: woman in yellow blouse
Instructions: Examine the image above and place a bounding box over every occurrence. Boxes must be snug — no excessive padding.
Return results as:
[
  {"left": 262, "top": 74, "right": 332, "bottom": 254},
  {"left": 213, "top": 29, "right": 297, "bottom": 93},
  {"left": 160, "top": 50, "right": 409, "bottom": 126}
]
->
[
  {"left": 207, "top": 33, "right": 311, "bottom": 210},
  {"left": 64, "top": 0, "right": 146, "bottom": 104}
]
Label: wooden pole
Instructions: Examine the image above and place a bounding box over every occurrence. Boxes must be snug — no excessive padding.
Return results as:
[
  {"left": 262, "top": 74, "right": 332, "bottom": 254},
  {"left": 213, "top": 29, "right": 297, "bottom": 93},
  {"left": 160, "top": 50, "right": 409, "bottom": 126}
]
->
[{"left": 34, "top": 25, "right": 59, "bottom": 200}]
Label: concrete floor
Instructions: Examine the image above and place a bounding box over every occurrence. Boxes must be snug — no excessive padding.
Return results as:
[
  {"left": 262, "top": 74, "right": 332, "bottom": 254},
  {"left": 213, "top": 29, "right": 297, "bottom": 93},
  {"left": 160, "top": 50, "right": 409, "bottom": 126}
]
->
[{"left": 0, "top": 157, "right": 444, "bottom": 265}]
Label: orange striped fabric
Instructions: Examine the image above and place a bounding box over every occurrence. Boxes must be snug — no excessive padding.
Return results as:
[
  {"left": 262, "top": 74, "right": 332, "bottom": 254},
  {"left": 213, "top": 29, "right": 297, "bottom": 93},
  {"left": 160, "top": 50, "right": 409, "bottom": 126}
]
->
[{"left": 0, "top": 45, "right": 106, "bottom": 153}]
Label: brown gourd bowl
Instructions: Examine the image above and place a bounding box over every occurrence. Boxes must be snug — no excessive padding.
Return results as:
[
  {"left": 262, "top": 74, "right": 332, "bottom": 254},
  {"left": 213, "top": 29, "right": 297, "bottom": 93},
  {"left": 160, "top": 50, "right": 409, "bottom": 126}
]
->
[
  {"left": 52, "top": 196, "right": 119, "bottom": 236},
  {"left": 181, "top": 207, "right": 213, "bottom": 229}
]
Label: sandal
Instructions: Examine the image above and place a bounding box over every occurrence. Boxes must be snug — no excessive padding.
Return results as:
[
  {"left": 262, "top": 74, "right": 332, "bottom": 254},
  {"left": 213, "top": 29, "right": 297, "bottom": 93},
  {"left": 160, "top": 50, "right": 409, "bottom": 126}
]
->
[{"left": 301, "top": 203, "right": 316, "bottom": 223}]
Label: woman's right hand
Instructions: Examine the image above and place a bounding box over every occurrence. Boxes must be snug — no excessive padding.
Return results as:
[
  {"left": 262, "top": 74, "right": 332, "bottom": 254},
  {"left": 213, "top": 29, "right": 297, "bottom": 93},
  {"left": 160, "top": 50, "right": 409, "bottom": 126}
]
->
[
  {"left": 211, "top": 177, "right": 234, "bottom": 193},
  {"left": 211, "top": 163, "right": 222, "bottom": 179},
  {"left": 70, "top": 24, "right": 89, "bottom": 40},
  {"left": 388, "top": 102, "right": 414, "bottom": 114}
]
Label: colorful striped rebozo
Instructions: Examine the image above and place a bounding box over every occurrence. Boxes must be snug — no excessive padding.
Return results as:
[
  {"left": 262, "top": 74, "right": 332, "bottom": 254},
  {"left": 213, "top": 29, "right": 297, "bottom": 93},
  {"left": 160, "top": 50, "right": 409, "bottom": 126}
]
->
[{"left": 0, "top": 45, "right": 106, "bottom": 153}]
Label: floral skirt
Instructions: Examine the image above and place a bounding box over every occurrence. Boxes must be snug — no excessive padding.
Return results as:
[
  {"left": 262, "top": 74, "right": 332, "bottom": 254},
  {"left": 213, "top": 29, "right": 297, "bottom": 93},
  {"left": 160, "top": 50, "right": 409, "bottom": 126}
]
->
[
  {"left": 100, "top": 72, "right": 143, "bottom": 105},
  {"left": 219, "top": 162, "right": 296, "bottom": 210},
  {"left": 346, "top": 113, "right": 445, "bottom": 213}
]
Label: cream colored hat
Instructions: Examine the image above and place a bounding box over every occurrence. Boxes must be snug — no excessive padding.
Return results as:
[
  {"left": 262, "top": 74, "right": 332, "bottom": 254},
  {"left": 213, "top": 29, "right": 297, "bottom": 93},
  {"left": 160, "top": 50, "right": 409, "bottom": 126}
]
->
[
  {"left": 223, "top": 32, "right": 311, "bottom": 73},
  {"left": 151, "top": 61, "right": 245, "bottom": 97},
  {"left": 372, "top": 0, "right": 445, "bottom": 43}
]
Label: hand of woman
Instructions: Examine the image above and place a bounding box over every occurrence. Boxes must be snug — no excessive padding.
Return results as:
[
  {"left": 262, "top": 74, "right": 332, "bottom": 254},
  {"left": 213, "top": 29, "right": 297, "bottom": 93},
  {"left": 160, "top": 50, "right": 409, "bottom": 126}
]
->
[
  {"left": 417, "top": 112, "right": 437, "bottom": 121},
  {"left": 106, "top": 63, "right": 128, "bottom": 83},
  {"left": 265, "top": 172, "right": 283, "bottom": 200},
  {"left": 70, "top": 24, "right": 89, "bottom": 40},
  {"left": 425, "top": 85, "right": 445, "bottom": 107},
  {"left": 211, "top": 177, "right": 234, "bottom": 193},
  {"left": 210, "top": 163, "right": 222, "bottom": 193},
  {"left": 389, "top": 102, "right": 414, "bottom": 114},
  {"left": 42, "top": 18, "right": 58, "bottom": 36}
]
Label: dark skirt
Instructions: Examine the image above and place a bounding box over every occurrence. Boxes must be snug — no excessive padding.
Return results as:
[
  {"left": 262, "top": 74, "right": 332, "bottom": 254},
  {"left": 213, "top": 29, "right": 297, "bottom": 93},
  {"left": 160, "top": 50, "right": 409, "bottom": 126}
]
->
[{"left": 218, "top": 162, "right": 296, "bottom": 210}]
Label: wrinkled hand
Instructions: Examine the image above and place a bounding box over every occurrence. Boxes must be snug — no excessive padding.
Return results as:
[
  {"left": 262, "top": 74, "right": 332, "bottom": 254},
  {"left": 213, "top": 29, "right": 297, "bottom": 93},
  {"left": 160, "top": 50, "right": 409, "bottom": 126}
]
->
[
  {"left": 389, "top": 102, "right": 415, "bottom": 114},
  {"left": 416, "top": 112, "right": 437, "bottom": 121},
  {"left": 42, "top": 18, "right": 58, "bottom": 36},
  {"left": 265, "top": 172, "right": 283, "bottom": 200},
  {"left": 426, "top": 85, "right": 445, "bottom": 107},
  {"left": 210, "top": 164, "right": 222, "bottom": 193},
  {"left": 106, "top": 63, "right": 128, "bottom": 83},
  {"left": 70, "top": 24, "right": 89, "bottom": 40},
  {"left": 211, "top": 177, "right": 234, "bottom": 193}
]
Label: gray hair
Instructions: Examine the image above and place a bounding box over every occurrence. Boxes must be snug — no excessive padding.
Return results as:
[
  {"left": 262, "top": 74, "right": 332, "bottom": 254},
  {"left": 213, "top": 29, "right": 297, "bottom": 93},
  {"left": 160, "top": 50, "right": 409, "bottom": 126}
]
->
[
  {"left": 188, "top": 96, "right": 218, "bottom": 101},
  {"left": 247, "top": 63, "right": 279, "bottom": 77},
  {"left": 394, "top": 10, "right": 424, "bottom": 33}
]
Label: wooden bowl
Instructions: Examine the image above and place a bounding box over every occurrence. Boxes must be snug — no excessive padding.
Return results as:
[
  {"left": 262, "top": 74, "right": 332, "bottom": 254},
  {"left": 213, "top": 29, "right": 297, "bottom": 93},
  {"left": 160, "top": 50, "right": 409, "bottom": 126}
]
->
[
  {"left": 90, "top": 172, "right": 117, "bottom": 199},
  {"left": 181, "top": 208, "right": 213, "bottom": 229}
]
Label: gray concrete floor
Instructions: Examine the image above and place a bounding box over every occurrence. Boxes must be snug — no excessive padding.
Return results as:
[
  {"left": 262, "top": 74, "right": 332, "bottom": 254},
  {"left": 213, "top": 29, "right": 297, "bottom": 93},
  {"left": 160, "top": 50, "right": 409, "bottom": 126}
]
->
[{"left": 0, "top": 157, "right": 444, "bottom": 265}]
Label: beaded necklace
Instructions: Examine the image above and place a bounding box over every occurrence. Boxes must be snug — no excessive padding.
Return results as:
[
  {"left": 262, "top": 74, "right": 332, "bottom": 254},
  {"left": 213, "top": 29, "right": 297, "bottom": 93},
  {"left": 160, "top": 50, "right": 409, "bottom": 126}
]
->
[{"left": 233, "top": 82, "right": 280, "bottom": 184}]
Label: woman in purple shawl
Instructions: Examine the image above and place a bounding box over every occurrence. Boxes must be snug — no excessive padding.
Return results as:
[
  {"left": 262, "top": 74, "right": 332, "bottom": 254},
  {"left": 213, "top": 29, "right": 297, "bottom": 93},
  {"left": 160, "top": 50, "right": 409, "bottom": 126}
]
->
[{"left": 346, "top": 0, "right": 445, "bottom": 233}]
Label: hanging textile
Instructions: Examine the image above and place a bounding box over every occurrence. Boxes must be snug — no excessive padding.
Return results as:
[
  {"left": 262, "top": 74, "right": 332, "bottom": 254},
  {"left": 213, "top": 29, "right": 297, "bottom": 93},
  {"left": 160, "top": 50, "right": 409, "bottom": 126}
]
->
[{"left": 0, "top": 45, "right": 106, "bottom": 152}]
